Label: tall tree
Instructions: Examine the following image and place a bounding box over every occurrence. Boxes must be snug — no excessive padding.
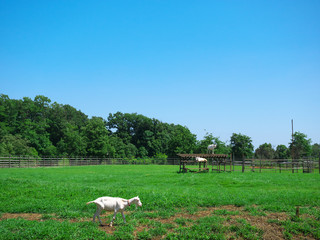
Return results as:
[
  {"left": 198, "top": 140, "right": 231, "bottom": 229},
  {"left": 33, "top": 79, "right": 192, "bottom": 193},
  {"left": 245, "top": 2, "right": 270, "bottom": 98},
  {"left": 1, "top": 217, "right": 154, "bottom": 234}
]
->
[
  {"left": 196, "top": 133, "right": 230, "bottom": 154},
  {"left": 230, "top": 133, "right": 254, "bottom": 159},
  {"left": 0, "top": 94, "right": 10, "bottom": 133},
  {"left": 196, "top": 133, "right": 215, "bottom": 153},
  {"left": 56, "top": 123, "right": 87, "bottom": 157},
  {"left": 18, "top": 96, "right": 56, "bottom": 156},
  {"left": 289, "top": 132, "right": 312, "bottom": 159},
  {"left": 311, "top": 143, "right": 320, "bottom": 159},
  {"left": 48, "top": 103, "right": 88, "bottom": 146},
  {"left": 107, "top": 112, "right": 187, "bottom": 158},
  {"left": 255, "top": 143, "right": 275, "bottom": 159},
  {"left": 108, "top": 136, "right": 136, "bottom": 158},
  {"left": 107, "top": 112, "right": 134, "bottom": 145},
  {"left": 0, "top": 94, "right": 20, "bottom": 135},
  {"left": 167, "top": 124, "right": 197, "bottom": 157},
  {"left": 275, "top": 145, "right": 289, "bottom": 159},
  {"left": 0, "top": 134, "right": 37, "bottom": 156},
  {"left": 83, "top": 117, "right": 110, "bottom": 157}
]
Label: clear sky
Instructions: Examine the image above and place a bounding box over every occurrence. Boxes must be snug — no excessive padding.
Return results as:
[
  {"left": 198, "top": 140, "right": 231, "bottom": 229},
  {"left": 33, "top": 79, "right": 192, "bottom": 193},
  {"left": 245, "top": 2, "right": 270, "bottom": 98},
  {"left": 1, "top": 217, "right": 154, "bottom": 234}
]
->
[{"left": 1, "top": 0, "right": 319, "bottom": 148}]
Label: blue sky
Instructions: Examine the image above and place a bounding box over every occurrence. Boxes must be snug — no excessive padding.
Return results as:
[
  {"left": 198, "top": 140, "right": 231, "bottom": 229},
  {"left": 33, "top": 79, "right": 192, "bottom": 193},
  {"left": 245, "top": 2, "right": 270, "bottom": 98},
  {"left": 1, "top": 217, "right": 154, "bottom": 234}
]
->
[{"left": 1, "top": 0, "right": 319, "bottom": 148}]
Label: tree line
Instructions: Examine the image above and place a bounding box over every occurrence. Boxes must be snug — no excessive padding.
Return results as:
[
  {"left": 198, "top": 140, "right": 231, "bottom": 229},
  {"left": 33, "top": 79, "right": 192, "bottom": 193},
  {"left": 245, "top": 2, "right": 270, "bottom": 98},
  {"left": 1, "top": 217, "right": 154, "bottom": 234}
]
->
[{"left": 0, "top": 94, "right": 319, "bottom": 159}]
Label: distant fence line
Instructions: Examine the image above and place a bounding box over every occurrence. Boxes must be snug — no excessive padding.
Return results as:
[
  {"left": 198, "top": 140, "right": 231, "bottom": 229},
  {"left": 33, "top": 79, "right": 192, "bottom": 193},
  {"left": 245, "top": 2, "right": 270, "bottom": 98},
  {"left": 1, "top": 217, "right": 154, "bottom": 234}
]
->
[
  {"left": 0, "top": 156, "right": 319, "bottom": 173},
  {"left": 178, "top": 157, "right": 319, "bottom": 174},
  {"left": 231, "top": 158, "right": 319, "bottom": 173},
  {"left": 0, "top": 156, "right": 179, "bottom": 168}
]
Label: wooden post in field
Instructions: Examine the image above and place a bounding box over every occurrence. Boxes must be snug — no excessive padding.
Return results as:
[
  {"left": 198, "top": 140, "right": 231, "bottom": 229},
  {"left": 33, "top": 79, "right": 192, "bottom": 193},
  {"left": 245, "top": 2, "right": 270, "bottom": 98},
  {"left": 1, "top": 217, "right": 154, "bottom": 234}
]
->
[
  {"left": 292, "top": 160, "right": 294, "bottom": 173},
  {"left": 242, "top": 155, "right": 245, "bottom": 173},
  {"left": 232, "top": 153, "right": 235, "bottom": 172},
  {"left": 251, "top": 159, "right": 255, "bottom": 172},
  {"left": 279, "top": 161, "right": 281, "bottom": 173},
  {"left": 296, "top": 206, "right": 300, "bottom": 218},
  {"left": 260, "top": 158, "right": 262, "bottom": 173}
]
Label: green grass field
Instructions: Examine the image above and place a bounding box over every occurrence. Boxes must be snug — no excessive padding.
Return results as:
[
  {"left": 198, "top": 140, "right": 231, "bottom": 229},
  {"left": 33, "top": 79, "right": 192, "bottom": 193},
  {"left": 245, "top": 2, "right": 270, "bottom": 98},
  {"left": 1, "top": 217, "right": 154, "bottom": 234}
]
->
[{"left": 1, "top": 165, "right": 320, "bottom": 239}]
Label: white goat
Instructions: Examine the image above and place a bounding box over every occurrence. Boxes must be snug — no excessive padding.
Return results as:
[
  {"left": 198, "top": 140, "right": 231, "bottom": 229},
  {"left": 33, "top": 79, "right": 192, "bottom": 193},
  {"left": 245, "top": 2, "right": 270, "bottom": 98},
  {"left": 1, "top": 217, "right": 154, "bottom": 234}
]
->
[
  {"left": 195, "top": 156, "right": 207, "bottom": 162},
  {"left": 207, "top": 144, "right": 217, "bottom": 154},
  {"left": 87, "top": 196, "right": 142, "bottom": 226}
]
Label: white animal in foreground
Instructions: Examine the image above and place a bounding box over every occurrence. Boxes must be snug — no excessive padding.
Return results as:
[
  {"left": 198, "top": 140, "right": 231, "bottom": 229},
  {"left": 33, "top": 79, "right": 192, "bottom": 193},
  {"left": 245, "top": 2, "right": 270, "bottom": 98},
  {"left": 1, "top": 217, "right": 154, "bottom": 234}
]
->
[
  {"left": 87, "top": 196, "right": 142, "bottom": 226},
  {"left": 207, "top": 144, "right": 217, "bottom": 154},
  {"left": 195, "top": 157, "right": 207, "bottom": 162}
]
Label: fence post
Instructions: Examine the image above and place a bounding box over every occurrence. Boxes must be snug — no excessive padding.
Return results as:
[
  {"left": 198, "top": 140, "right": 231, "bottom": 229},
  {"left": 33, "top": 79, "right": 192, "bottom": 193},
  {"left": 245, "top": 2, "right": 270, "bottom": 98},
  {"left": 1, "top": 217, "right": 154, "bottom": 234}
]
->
[
  {"left": 259, "top": 159, "right": 262, "bottom": 173},
  {"left": 251, "top": 159, "right": 254, "bottom": 172},
  {"left": 279, "top": 161, "right": 281, "bottom": 173},
  {"left": 232, "top": 154, "right": 235, "bottom": 172},
  {"left": 319, "top": 153, "right": 320, "bottom": 174},
  {"left": 292, "top": 159, "right": 295, "bottom": 173},
  {"left": 242, "top": 155, "right": 245, "bottom": 173}
]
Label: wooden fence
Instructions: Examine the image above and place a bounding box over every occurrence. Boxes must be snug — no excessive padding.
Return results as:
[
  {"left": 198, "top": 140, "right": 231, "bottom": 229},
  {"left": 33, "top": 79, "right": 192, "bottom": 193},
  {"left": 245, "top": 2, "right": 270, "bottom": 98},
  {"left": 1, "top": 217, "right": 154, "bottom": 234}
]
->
[
  {"left": 232, "top": 158, "right": 320, "bottom": 173},
  {"left": 0, "top": 156, "right": 319, "bottom": 174},
  {"left": 0, "top": 156, "right": 179, "bottom": 168}
]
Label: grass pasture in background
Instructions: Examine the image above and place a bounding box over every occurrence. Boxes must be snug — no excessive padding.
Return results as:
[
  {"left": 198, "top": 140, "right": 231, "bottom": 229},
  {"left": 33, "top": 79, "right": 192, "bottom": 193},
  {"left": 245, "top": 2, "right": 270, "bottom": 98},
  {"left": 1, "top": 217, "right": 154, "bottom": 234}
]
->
[{"left": 1, "top": 165, "right": 320, "bottom": 239}]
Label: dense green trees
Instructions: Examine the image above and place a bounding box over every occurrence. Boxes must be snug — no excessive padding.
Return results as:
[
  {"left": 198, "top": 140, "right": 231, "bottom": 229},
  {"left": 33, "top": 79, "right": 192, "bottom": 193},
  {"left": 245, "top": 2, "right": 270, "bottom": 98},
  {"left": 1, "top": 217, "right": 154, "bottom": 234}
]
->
[
  {"left": 106, "top": 112, "right": 197, "bottom": 157},
  {"left": 289, "top": 132, "right": 312, "bottom": 159},
  {"left": 255, "top": 143, "right": 275, "bottom": 159},
  {"left": 0, "top": 133, "right": 37, "bottom": 156},
  {"left": 311, "top": 144, "right": 320, "bottom": 159},
  {"left": 0, "top": 95, "right": 202, "bottom": 158},
  {"left": 1, "top": 95, "right": 56, "bottom": 156},
  {"left": 196, "top": 133, "right": 231, "bottom": 154},
  {"left": 0, "top": 94, "right": 319, "bottom": 159},
  {"left": 255, "top": 132, "right": 315, "bottom": 160},
  {"left": 274, "top": 145, "right": 289, "bottom": 159},
  {"left": 230, "top": 133, "right": 254, "bottom": 159},
  {"left": 0, "top": 94, "right": 87, "bottom": 157}
]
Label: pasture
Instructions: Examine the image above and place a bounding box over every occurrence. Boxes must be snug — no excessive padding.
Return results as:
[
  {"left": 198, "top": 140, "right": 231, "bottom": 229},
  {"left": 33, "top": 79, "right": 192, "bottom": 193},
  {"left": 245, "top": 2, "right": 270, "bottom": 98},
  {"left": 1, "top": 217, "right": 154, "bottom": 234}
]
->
[{"left": 0, "top": 165, "right": 320, "bottom": 239}]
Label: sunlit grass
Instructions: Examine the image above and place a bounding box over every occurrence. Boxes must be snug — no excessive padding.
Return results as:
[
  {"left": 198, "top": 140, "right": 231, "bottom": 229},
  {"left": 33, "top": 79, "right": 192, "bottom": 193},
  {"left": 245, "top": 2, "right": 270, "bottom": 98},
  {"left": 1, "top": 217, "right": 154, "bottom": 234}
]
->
[{"left": 1, "top": 165, "right": 320, "bottom": 239}]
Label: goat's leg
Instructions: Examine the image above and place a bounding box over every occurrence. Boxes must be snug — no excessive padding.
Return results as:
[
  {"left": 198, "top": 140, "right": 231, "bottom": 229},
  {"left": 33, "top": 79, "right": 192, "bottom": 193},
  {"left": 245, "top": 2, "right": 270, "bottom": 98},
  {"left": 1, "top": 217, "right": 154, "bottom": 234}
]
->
[
  {"left": 97, "top": 214, "right": 102, "bottom": 225},
  {"left": 121, "top": 211, "right": 126, "bottom": 224},
  {"left": 93, "top": 207, "right": 103, "bottom": 225},
  {"left": 110, "top": 211, "right": 117, "bottom": 227}
]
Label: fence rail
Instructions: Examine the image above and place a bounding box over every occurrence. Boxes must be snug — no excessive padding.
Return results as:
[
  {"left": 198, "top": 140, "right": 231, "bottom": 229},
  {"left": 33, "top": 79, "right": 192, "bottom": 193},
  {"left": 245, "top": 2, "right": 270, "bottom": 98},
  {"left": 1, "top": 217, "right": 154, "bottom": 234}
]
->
[
  {"left": 0, "top": 156, "right": 179, "bottom": 168},
  {"left": 0, "top": 156, "right": 319, "bottom": 174},
  {"left": 232, "top": 158, "right": 320, "bottom": 173}
]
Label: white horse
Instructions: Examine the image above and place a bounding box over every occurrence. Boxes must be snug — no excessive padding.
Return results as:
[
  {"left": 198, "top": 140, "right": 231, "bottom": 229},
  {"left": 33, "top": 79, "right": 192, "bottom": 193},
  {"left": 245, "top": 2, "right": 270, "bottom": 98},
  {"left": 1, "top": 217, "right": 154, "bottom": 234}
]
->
[{"left": 207, "top": 144, "right": 217, "bottom": 154}]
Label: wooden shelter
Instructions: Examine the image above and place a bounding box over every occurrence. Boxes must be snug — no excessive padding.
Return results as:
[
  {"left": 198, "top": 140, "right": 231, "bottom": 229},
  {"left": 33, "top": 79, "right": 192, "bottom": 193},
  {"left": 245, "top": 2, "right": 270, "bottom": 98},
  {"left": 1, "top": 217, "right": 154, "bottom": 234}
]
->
[{"left": 177, "top": 154, "right": 229, "bottom": 173}]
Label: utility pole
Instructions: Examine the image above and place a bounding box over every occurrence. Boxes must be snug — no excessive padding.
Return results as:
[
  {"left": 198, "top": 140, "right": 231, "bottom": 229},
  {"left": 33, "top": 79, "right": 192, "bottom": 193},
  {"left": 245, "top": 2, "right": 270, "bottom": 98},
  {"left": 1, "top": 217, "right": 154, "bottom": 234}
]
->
[
  {"left": 291, "top": 119, "right": 294, "bottom": 155},
  {"left": 291, "top": 119, "right": 294, "bottom": 144},
  {"left": 291, "top": 119, "right": 295, "bottom": 173}
]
